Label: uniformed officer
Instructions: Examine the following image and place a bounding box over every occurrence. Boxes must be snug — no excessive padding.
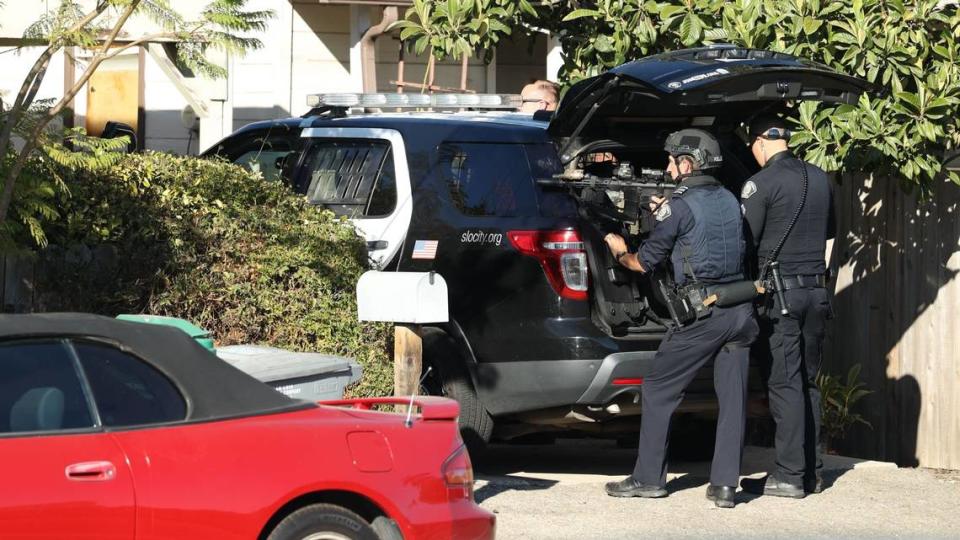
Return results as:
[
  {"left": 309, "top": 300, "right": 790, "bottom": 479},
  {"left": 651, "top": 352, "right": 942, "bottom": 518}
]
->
[
  {"left": 738, "top": 115, "right": 835, "bottom": 499},
  {"left": 603, "top": 129, "right": 758, "bottom": 509}
]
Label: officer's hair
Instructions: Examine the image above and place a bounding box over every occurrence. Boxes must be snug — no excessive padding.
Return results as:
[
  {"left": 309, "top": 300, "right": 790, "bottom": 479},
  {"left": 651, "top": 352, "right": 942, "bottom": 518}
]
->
[{"left": 676, "top": 155, "right": 699, "bottom": 170}]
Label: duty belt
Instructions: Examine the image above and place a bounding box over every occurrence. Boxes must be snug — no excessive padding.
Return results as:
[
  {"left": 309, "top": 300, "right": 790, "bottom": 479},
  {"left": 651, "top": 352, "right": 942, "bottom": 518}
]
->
[{"left": 774, "top": 274, "right": 826, "bottom": 291}]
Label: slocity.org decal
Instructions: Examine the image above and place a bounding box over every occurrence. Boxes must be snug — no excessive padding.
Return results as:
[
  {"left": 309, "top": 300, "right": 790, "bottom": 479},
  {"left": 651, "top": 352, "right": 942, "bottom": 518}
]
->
[{"left": 460, "top": 229, "right": 504, "bottom": 247}]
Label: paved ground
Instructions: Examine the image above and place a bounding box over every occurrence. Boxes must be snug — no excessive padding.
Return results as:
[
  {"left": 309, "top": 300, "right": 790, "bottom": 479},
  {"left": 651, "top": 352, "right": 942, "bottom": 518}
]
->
[{"left": 475, "top": 439, "right": 960, "bottom": 539}]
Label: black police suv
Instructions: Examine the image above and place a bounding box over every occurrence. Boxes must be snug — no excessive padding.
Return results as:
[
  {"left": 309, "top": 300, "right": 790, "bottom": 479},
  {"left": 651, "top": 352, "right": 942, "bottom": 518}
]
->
[{"left": 204, "top": 46, "right": 873, "bottom": 451}]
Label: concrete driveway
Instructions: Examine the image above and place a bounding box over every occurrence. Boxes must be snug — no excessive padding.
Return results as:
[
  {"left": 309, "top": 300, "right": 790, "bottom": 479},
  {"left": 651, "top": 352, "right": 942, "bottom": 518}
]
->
[{"left": 475, "top": 439, "right": 960, "bottom": 539}]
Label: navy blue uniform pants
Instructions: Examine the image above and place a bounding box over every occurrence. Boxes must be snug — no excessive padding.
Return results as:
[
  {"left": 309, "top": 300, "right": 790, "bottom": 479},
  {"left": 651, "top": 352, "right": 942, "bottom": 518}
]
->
[
  {"left": 633, "top": 302, "right": 758, "bottom": 488},
  {"left": 761, "top": 287, "right": 832, "bottom": 486}
]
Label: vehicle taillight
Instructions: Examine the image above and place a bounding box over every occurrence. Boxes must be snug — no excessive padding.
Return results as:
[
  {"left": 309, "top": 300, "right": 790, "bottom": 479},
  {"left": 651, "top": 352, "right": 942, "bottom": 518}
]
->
[
  {"left": 507, "top": 230, "right": 588, "bottom": 301},
  {"left": 442, "top": 445, "right": 475, "bottom": 501}
]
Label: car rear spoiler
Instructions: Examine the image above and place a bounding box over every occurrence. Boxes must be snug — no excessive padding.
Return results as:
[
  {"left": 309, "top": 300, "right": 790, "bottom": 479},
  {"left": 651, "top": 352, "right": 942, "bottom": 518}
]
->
[{"left": 321, "top": 396, "right": 460, "bottom": 421}]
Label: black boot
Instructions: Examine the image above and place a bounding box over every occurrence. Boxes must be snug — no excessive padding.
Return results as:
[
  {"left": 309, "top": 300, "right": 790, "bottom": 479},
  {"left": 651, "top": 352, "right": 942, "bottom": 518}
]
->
[
  {"left": 604, "top": 477, "right": 668, "bottom": 498},
  {"left": 804, "top": 474, "right": 824, "bottom": 494},
  {"left": 705, "top": 485, "right": 736, "bottom": 508},
  {"left": 740, "top": 475, "right": 805, "bottom": 498}
]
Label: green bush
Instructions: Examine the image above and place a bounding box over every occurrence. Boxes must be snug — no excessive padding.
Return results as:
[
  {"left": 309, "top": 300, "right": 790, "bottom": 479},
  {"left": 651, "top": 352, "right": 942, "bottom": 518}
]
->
[{"left": 36, "top": 152, "right": 393, "bottom": 398}]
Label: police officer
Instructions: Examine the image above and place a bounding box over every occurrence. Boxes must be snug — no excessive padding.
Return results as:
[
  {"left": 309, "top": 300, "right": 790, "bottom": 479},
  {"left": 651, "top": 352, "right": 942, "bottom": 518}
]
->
[
  {"left": 738, "top": 115, "right": 834, "bottom": 498},
  {"left": 603, "top": 129, "right": 758, "bottom": 509}
]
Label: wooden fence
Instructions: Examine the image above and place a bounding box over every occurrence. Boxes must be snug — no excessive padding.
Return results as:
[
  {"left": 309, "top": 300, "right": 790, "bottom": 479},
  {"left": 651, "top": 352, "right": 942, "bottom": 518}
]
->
[
  {"left": 3, "top": 176, "right": 959, "bottom": 469},
  {"left": 828, "top": 174, "right": 960, "bottom": 470}
]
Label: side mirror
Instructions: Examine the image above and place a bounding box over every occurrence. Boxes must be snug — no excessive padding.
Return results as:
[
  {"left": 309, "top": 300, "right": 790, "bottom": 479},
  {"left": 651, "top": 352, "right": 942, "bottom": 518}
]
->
[{"left": 101, "top": 121, "right": 138, "bottom": 152}]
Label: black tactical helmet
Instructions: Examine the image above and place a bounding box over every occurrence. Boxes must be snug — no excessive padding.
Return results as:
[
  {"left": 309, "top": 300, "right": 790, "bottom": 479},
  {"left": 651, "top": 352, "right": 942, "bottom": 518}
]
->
[{"left": 664, "top": 128, "right": 723, "bottom": 169}]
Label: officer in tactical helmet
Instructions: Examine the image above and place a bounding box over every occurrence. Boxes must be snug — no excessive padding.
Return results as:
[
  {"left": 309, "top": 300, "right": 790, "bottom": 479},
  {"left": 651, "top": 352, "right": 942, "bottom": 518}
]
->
[{"left": 603, "top": 128, "right": 758, "bottom": 508}]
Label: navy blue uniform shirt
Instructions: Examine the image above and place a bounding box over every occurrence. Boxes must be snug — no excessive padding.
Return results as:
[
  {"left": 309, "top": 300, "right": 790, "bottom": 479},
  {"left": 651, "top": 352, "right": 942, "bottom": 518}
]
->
[
  {"left": 638, "top": 196, "right": 693, "bottom": 278},
  {"left": 740, "top": 151, "right": 835, "bottom": 276}
]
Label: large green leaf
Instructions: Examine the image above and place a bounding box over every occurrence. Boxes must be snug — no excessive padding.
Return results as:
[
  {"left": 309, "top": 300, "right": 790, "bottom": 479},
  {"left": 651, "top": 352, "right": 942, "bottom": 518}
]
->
[
  {"left": 562, "top": 9, "right": 602, "bottom": 22},
  {"left": 594, "top": 34, "right": 614, "bottom": 53}
]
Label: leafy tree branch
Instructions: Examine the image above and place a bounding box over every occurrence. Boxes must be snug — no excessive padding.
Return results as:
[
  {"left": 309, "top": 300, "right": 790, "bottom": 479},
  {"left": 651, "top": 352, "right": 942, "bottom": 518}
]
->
[{"left": 0, "top": 0, "right": 273, "bottom": 247}]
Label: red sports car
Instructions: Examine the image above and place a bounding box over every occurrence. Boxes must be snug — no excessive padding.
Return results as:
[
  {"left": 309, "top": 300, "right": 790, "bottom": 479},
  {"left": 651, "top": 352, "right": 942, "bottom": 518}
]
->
[{"left": 0, "top": 314, "right": 495, "bottom": 540}]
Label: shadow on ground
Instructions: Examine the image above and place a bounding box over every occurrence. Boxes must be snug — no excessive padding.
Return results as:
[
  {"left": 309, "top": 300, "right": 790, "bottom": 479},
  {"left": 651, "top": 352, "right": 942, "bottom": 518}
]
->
[{"left": 475, "top": 439, "right": 865, "bottom": 503}]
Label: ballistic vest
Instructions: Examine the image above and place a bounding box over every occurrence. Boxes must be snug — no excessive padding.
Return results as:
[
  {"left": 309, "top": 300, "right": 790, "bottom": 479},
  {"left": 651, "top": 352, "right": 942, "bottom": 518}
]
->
[{"left": 670, "top": 175, "right": 745, "bottom": 285}]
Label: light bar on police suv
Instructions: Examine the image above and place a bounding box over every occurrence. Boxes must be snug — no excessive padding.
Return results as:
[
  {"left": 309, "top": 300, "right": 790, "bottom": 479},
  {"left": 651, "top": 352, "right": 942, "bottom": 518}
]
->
[{"left": 306, "top": 92, "right": 522, "bottom": 109}]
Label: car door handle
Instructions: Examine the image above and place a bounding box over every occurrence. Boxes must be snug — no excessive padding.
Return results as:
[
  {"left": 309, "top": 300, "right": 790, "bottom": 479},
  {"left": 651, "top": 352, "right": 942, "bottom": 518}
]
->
[
  {"left": 65, "top": 461, "right": 116, "bottom": 482},
  {"left": 367, "top": 240, "right": 388, "bottom": 250}
]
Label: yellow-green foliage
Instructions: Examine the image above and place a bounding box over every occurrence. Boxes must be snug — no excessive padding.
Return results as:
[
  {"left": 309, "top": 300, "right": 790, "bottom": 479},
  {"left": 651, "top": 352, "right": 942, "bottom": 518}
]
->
[{"left": 37, "top": 152, "right": 393, "bottom": 398}]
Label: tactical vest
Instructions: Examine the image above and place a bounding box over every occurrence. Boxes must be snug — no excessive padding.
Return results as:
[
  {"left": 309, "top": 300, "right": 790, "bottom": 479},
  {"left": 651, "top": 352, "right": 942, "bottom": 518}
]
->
[{"left": 670, "top": 175, "right": 745, "bottom": 284}]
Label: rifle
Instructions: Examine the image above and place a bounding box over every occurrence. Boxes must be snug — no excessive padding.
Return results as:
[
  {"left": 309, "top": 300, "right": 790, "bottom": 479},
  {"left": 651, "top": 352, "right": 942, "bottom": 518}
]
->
[{"left": 537, "top": 162, "right": 677, "bottom": 232}]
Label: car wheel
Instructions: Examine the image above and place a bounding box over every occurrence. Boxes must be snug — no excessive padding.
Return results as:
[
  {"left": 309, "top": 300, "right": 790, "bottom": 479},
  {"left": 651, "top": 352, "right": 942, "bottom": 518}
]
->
[
  {"left": 422, "top": 330, "right": 494, "bottom": 457},
  {"left": 266, "top": 504, "right": 378, "bottom": 540}
]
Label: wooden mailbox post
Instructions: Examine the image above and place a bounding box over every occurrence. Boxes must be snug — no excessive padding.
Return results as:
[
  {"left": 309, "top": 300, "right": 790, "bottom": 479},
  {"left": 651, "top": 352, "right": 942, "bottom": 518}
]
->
[
  {"left": 357, "top": 271, "right": 448, "bottom": 397},
  {"left": 393, "top": 324, "right": 423, "bottom": 397}
]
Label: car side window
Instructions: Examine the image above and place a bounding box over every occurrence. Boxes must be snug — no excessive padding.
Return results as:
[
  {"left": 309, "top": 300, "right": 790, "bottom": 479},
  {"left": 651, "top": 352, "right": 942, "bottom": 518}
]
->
[
  {"left": 217, "top": 127, "right": 302, "bottom": 183},
  {"left": 295, "top": 139, "right": 397, "bottom": 218},
  {"left": 438, "top": 142, "right": 540, "bottom": 217},
  {"left": 525, "top": 143, "right": 578, "bottom": 218},
  {"left": 74, "top": 341, "right": 186, "bottom": 428},
  {"left": 0, "top": 340, "right": 95, "bottom": 435}
]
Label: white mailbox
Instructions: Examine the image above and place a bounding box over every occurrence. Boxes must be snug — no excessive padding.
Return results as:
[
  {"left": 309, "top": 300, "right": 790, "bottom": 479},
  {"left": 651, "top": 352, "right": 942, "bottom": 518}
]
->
[{"left": 356, "top": 271, "right": 449, "bottom": 324}]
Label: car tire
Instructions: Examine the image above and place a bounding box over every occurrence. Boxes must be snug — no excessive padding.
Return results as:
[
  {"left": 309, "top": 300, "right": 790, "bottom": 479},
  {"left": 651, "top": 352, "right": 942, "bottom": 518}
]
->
[
  {"left": 422, "top": 330, "right": 494, "bottom": 457},
  {"left": 266, "top": 504, "right": 378, "bottom": 540}
]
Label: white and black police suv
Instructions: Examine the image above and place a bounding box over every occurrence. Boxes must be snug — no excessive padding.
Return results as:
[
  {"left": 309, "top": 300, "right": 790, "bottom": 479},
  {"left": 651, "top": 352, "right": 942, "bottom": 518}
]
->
[{"left": 205, "top": 46, "right": 875, "bottom": 454}]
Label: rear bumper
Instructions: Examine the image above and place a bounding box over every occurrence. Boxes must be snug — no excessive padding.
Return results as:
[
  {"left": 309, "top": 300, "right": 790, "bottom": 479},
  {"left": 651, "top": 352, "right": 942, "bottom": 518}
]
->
[
  {"left": 576, "top": 351, "right": 656, "bottom": 404},
  {"left": 403, "top": 500, "right": 495, "bottom": 540},
  {"left": 476, "top": 351, "right": 767, "bottom": 417},
  {"left": 577, "top": 351, "right": 768, "bottom": 414}
]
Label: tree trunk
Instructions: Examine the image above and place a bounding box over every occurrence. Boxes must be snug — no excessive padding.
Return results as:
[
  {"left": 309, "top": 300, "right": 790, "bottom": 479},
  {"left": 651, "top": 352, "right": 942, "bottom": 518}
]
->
[{"left": 460, "top": 51, "right": 468, "bottom": 90}]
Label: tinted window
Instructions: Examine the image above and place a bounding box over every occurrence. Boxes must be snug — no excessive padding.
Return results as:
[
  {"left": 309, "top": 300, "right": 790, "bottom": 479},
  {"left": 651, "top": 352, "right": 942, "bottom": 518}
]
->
[
  {"left": 367, "top": 150, "right": 397, "bottom": 217},
  {"left": 0, "top": 340, "right": 94, "bottom": 434},
  {"left": 525, "top": 143, "right": 577, "bottom": 218},
  {"left": 75, "top": 342, "right": 186, "bottom": 427},
  {"left": 296, "top": 139, "right": 397, "bottom": 218},
  {"left": 439, "top": 143, "right": 541, "bottom": 217}
]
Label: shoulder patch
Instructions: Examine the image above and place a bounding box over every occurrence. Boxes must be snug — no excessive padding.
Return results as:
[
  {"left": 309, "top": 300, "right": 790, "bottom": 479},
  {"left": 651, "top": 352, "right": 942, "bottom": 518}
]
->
[
  {"left": 655, "top": 201, "right": 672, "bottom": 222},
  {"left": 740, "top": 180, "right": 758, "bottom": 200},
  {"left": 672, "top": 186, "right": 688, "bottom": 198}
]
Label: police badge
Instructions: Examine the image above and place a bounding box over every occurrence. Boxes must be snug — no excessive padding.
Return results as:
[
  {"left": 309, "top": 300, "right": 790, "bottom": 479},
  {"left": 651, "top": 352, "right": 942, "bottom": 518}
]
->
[
  {"left": 655, "top": 202, "right": 672, "bottom": 222},
  {"left": 740, "top": 180, "right": 758, "bottom": 200}
]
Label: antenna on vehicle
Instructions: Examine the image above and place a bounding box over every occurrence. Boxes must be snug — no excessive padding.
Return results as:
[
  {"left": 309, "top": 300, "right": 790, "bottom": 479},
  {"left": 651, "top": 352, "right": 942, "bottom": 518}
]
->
[{"left": 404, "top": 365, "right": 434, "bottom": 428}]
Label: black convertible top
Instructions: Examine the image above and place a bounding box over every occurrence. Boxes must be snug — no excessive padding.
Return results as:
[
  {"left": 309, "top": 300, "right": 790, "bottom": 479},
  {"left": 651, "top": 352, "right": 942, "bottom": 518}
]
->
[{"left": 0, "top": 313, "right": 310, "bottom": 422}]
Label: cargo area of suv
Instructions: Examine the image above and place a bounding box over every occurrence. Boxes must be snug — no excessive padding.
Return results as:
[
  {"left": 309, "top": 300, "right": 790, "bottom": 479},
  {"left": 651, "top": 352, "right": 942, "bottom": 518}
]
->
[{"left": 202, "top": 45, "right": 876, "bottom": 455}]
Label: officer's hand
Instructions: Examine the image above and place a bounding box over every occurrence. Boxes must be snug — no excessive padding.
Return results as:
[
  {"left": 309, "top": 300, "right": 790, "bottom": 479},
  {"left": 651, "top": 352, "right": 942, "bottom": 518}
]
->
[
  {"left": 604, "top": 233, "right": 627, "bottom": 255},
  {"left": 649, "top": 195, "right": 666, "bottom": 212}
]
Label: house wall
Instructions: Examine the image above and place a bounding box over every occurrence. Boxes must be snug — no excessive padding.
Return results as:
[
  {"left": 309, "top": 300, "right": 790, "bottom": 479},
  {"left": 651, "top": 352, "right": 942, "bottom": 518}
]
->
[{"left": 495, "top": 31, "right": 549, "bottom": 94}]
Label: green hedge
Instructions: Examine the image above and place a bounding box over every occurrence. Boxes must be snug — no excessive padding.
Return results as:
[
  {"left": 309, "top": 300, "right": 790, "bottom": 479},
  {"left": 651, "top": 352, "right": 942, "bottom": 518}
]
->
[{"left": 37, "top": 152, "right": 393, "bottom": 398}]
